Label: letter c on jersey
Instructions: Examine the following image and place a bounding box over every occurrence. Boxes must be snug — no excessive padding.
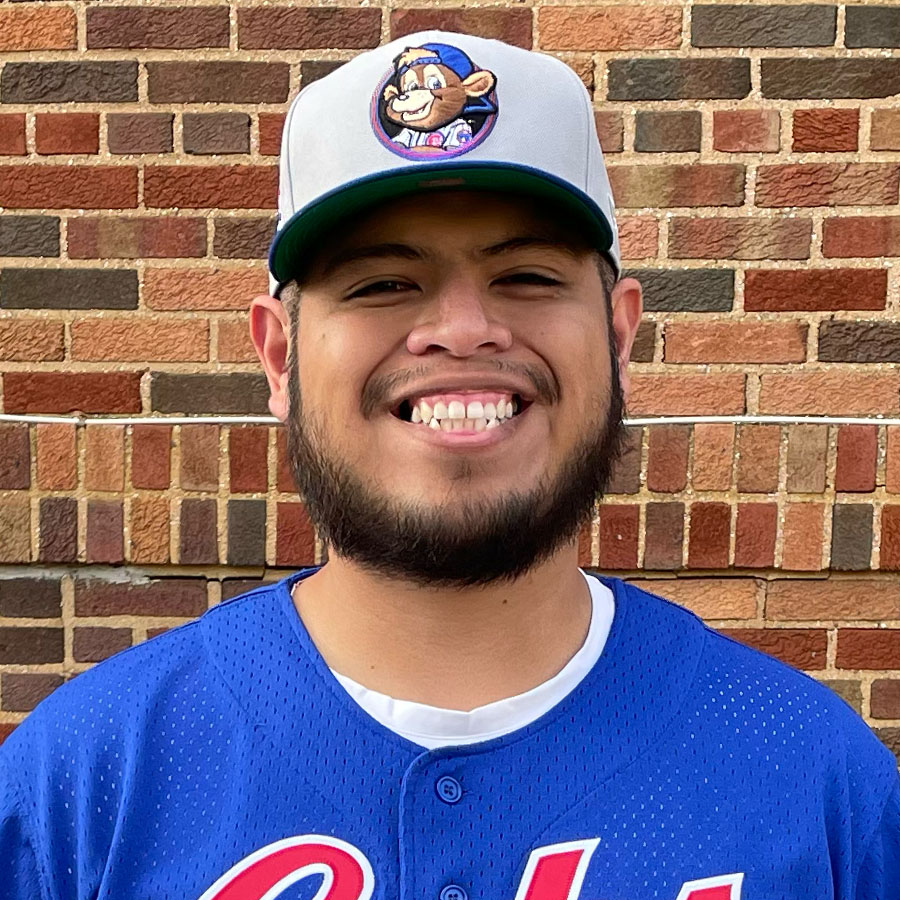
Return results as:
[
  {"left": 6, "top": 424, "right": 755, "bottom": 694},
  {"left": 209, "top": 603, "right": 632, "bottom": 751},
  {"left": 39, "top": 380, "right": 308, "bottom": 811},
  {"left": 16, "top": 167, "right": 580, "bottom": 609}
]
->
[{"left": 197, "top": 835, "right": 375, "bottom": 900}]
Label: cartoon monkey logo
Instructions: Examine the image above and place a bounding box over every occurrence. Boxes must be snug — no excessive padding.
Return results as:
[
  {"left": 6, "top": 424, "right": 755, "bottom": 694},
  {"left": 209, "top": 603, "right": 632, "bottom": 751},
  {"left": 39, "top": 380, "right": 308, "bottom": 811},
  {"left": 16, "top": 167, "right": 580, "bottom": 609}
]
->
[{"left": 373, "top": 43, "right": 498, "bottom": 158}]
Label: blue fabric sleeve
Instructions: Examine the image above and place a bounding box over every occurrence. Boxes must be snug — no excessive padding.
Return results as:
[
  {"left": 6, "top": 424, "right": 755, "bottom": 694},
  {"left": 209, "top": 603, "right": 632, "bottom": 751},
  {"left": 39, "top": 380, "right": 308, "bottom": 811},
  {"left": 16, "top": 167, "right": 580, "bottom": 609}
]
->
[
  {"left": 855, "top": 776, "right": 900, "bottom": 900},
  {"left": 0, "top": 757, "right": 47, "bottom": 900}
]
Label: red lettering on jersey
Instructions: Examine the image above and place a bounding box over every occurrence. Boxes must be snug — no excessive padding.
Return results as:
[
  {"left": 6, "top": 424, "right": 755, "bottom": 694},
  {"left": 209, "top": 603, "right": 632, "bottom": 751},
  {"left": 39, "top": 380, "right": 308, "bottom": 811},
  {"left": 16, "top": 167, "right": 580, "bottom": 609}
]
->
[
  {"left": 198, "top": 835, "right": 374, "bottom": 900},
  {"left": 513, "top": 839, "right": 601, "bottom": 900},
  {"left": 675, "top": 873, "right": 744, "bottom": 900}
]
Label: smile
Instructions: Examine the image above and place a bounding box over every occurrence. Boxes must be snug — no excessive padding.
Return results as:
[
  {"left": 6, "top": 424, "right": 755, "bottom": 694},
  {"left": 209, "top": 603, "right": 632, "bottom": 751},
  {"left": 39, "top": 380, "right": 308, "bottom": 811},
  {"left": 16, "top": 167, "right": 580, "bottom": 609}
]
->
[{"left": 393, "top": 391, "right": 528, "bottom": 434}]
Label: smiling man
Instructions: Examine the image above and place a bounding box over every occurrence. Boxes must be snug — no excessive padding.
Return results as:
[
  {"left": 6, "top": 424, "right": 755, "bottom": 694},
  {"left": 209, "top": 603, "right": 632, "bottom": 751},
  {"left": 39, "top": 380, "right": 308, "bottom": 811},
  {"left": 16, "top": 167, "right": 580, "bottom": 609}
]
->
[{"left": 1, "top": 31, "right": 898, "bottom": 900}]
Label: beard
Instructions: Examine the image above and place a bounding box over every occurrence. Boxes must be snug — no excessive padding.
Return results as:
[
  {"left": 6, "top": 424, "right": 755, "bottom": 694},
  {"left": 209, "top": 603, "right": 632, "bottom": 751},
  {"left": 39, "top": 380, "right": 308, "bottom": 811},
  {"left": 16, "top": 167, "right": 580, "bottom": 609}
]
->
[{"left": 285, "top": 348, "right": 625, "bottom": 588}]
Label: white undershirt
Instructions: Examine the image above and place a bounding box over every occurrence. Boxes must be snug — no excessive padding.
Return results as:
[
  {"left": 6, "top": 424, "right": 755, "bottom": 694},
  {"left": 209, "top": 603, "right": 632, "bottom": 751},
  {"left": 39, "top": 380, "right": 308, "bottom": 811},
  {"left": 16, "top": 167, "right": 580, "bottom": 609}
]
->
[{"left": 331, "top": 570, "right": 615, "bottom": 749}]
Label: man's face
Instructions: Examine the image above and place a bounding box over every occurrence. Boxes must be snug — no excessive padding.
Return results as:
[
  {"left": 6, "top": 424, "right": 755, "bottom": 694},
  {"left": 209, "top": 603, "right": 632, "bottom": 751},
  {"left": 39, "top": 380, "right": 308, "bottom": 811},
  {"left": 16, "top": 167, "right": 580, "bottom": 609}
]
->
[{"left": 268, "top": 191, "right": 641, "bottom": 586}]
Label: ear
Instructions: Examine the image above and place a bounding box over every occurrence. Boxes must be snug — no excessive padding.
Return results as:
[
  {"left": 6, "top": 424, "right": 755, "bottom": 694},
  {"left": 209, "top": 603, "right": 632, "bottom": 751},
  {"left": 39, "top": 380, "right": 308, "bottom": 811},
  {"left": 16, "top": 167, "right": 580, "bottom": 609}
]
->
[
  {"left": 609, "top": 277, "right": 643, "bottom": 401},
  {"left": 383, "top": 84, "right": 399, "bottom": 102},
  {"left": 461, "top": 69, "right": 495, "bottom": 97},
  {"left": 249, "top": 294, "right": 292, "bottom": 422}
]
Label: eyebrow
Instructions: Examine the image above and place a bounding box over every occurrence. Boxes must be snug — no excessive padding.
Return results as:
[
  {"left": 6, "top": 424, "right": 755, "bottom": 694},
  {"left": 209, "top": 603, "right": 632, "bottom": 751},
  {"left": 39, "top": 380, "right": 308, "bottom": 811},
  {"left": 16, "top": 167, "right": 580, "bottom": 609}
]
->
[
  {"left": 478, "top": 236, "right": 586, "bottom": 261},
  {"left": 320, "top": 243, "right": 424, "bottom": 278}
]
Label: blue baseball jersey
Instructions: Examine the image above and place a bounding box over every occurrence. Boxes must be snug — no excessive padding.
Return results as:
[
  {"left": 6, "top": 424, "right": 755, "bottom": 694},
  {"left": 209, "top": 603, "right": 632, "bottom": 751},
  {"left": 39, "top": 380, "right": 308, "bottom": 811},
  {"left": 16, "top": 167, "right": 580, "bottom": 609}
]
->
[{"left": 1, "top": 570, "right": 898, "bottom": 900}]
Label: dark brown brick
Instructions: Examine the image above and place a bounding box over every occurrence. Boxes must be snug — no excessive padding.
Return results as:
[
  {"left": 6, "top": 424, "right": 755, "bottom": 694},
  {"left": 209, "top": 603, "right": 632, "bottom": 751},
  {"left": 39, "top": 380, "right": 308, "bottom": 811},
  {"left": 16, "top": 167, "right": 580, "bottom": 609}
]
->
[
  {"left": 831, "top": 504, "right": 873, "bottom": 570},
  {"left": 818, "top": 321, "right": 900, "bottom": 364},
  {"left": 86, "top": 500, "right": 123, "bottom": 564},
  {"left": 0, "top": 578, "right": 60, "bottom": 618},
  {"left": 183, "top": 113, "right": 250, "bottom": 156},
  {"left": 213, "top": 217, "right": 275, "bottom": 259},
  {"left": 647, "top": 424, "right": 689, "bottom": 492},
  {"left": 871, "top": 680, "right": 900, "bottom": 718},
  {"left": 733, "top": 503, "right": 777, "bottom": 568},
  {"left": 2, "top": 673, "right": 63, "bottom": 712},
  {"left": 179, "top": 498, "right": 218, "bottom": 565},
  {"left": 736, "top": 425, "right": 780, "bottom": 493},
  {"left": 607, "top": 426, "right": 642, "bottom": 494},
  {"left": 1, "top": 62, "right": 137, "bottom": 103},
  {"left": 792, "top": 108, "right": 858, "bottom": 152},
  {"left": 87, "top": 6, "right": 229, "bottom": 49},
  {"left": 107, "top": 113, "right": 173, "bottom": 154},
  {"left": 4, "top": 373, "right": 142, "bottom": 415},
  {"left": 0, "top": 216, "right": 59, "bottom": 257},
  {"left": 607, "top": 58, "right": 751, "bottom": 101},
  {"left": 227, "top": 499, "right": 266, "bottom": 566},
  {"left": 819, "top": 679, "right": 862, "bottom": 714},
  {"left": 634, "top": 110, "right": 701, "bottom": 153},
  {"left": 238, "top": 7, "right": 381, "bottom": 50},
  {"left": 626, "top": 268, "right": 733, "bottom": 312},
  {"left": 0, "top": 269, "right": 137, "bottom": 310},
  {"left": 73, "top": 626, "right": 131, "bottom": 663},
  {"left": 132, "top": 425, "right": 172, "bottom": 490},
  {"left": 644, "top": 502, "right": 684, "bottom": 570},
  {"left": 147, "top": 63, "right": 289, "bottom": 104},
  {"left": 0, "top": 627, "right": 62, "bottom": 664},
  {"left": 391, "top": 8, "right": 531, "bottom": 48},
  {"left": 630, "top": 321, "right": 656, "bottom": 363},
  {"left": 300, "top": 61, "right": 346, "bottom": 87},
  {"left": 0, "top": 424, "right": 29, "bottom": 490},
  {"left": 845, "top": 6, "right": 900, "bottom": 48},
  {"left": 723, "top": 628, "right": 827, "bottom": 670},
  {"left": 221, "top": 577, "right": 271, "bottom": 600},
  {"left": 68, "top": 217, "right": 206, "bottom": 260},
  {"left": 692, "top": 5, "right": 836, "bottom": 47},
  {"left": 74, "top": 577, "right": 207, "bottom": 617},
  {"left": 834, "top": 426, "right": 877, "bottom": 493},
  {"left": 688, "top": 502, "right": 731, "bottom": 569},
  {"left": 594, "top": 112, "right": 624, "bottom": 153},
  {"left": 762, "top": 59, "right": 900, "bottom": 100},
  {"left": 151, "top": 373, "right": 269, "bottom": 415},
  {"left": 610, "top": 164, "right": 744, "bottom": 208},
  {"left": 38, "top": 497, "right": 77, "bottom": 563}
]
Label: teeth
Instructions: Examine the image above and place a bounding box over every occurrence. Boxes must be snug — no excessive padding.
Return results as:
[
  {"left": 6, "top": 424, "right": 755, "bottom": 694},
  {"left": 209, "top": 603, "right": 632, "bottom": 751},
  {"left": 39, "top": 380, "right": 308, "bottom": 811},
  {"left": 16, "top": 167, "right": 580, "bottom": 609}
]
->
[
  {"left": 511, "top": 398, "right": 518, "bottom": 415},
  {"left": 429, "top": 418, "right": 440, "bottom": 430},
  {"left": 448, "top": 400, "right": 466, "bottom": 420},
  {"left": 466, "top": 400, "right": 484, "bottom": 419},
  {"left": 483, "top": 401, "right": 496, "bottom": 419},
  {"left": 496, "top": 398, "right": 506, "bottom": 418},
  {"left": 486, "top": 418, "right": 500, "bottom": 429},
  {"left": 441, "top": 419, "right": 453, "bottom": 432},
  {"left": 433, "top": 401, "right": 448, "bottom": 420},
  {"left": 411, "top": 405, "right": 422, "bottom": 424},
  {"left": 420, "top": 400, "right": 433, "bottom": 423},
  {"left": 474, "top": 417, "right": 486, "bottom": 432}
]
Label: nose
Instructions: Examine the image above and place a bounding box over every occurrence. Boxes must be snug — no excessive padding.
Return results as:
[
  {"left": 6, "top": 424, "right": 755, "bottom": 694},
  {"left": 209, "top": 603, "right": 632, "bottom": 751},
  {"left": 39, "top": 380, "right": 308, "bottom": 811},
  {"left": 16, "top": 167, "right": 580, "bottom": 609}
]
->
[{"left": 406, "top": 280, "right": 513, "bottom": 358}]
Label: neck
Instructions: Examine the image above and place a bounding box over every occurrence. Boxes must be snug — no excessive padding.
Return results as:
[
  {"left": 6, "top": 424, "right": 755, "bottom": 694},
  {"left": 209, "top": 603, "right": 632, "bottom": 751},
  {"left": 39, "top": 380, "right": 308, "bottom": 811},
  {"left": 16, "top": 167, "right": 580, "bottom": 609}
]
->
[{"left": 291, "top": 544, "right": 591, "bottom": 711}]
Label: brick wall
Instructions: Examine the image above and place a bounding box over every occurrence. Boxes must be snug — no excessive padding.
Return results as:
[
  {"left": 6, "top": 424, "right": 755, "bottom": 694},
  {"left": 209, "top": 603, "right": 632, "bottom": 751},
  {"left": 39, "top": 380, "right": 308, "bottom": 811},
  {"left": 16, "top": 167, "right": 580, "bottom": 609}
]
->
[{"left": 0, "top": 2, "right": 898, "bottom": 750}]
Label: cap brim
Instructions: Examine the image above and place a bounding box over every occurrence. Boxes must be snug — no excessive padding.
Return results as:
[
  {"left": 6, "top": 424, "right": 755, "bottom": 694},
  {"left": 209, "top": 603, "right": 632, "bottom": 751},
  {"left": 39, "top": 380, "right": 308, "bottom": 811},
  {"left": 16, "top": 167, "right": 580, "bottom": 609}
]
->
[{"left": 269, "top": 162, "right": 616, "bottom": 287}]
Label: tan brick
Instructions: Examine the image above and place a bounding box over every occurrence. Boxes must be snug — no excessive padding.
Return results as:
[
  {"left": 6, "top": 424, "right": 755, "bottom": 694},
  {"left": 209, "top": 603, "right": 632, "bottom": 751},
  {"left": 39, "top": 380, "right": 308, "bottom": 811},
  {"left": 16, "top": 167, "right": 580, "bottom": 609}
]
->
[
  {"left": 782, "top": 503, "right": 826, "bottom": 572},
  {"left": 664, "top": 322, "right": 806, "bottom": 364},
  {"left": 35, "top": 424, "right": 76, "bottom": 491},
  {"left": 618, "top": 217, "right": 658, "bottom": 259},
  {"left": 144, "top": 267, "right": 266, "bottom": 312},
  {"left": 736, "top": 426, "right": 780, "bottom": 493},
  {"left": 629, "top": 374, "right": 745, "bottom": 416},
  {"left": 759, "top": 373, "right": 900, "bottom": 415},
  {"left": 768, "top": 579, "right": 899, "bottom": 620},
  {"left": 642, "top": 578, "right": 760, "bottom": 619},
  {"left": 0, "top": 319, "right": 64, "bottom": 362},
  {"left": 217, "top": 320, "right": 257, "bottom": 362},
  {"left": 888, "top": 428, "right": 900, "bottom": 494},
  {"left": 692, "top": 424, "right": 734, "bottom": 491},
  {"left": 84, "top": 426, "right": 124, "bottom": 492},
  {"left": 129, "top": 495, "right": 170, "bottom": 564},
  {"left": 71, "top": 318, "right": 209, "bottom": 363},
  {"left": 539, "top": 6, "right": 682, "bottom": 50},
  {"left": 870, "top": 110, "right": 900, "bottom": 151},
  {"left": 0, "top": 495, "right": 31, "bottom": 563},
  {"left": 786, "top": 425, "right": 828, "bottom": 493},
  {"left": 713, "top": 110, "right": 780, "bottom": 153},
  {"left": 0, "top": 7, "right": 76, "bottom": 51}
]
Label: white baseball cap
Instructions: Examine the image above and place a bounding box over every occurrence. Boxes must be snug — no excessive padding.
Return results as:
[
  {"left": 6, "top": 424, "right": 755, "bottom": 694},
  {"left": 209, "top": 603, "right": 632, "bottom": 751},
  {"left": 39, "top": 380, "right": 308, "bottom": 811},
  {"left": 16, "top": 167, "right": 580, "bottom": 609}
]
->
[{"left": 268, "top": 30, "right": 620, "bottom": 290}]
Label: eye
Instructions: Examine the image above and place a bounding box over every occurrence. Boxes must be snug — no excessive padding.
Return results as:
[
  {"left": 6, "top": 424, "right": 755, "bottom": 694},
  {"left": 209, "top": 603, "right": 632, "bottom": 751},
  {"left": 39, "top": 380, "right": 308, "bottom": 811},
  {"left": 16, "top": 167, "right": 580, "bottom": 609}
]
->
[
  {"left": 426, "top": 76, "right": 442, "bottom": 90},
  {"left": 494, "top": 272, "right": 562, "bottom": 288},
  {"left": 347, "top": 279, "right": 417, "bottom": 300}
]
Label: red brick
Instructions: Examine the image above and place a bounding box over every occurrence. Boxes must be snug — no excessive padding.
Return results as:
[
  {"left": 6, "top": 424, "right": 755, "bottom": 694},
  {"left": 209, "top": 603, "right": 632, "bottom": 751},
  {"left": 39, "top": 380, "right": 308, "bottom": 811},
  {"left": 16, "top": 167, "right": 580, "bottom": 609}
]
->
[
  {"left": 713, "top": 110, "right": 780, "bottom": 153},
  {"left": 688, "top": 502, "right": 731, "bottom": 569},
  {"left": 72, "top": 318, "right": 209, "bottom": 362},
  {"left": 723, "top": 628, "right": 826, "bottom": 670},
  {"left": 646, "top": 425, "right": 689, "bottom": 493},
  {"left": 887, "top": 428, "right": 900, "bottom": 494},
  {"left": 744, "top": 268, "right": 886, "bottom": 312},
  {"left": 736, "top": 426, "right": 780, "bottom": 493},
  {"left": 35, "top": 424, "right": 76, "bottom": 490},
  {"left": 86, "top": 6, "right": 229, "bottom": 49},
  {"left": 259, "top": 113, "right": 286, "bottom": 157},
  {"left": 836, "top": 630, "right": 900, "bottom": 669},
  {"left": 229, "top": 426, "right": 268, "bottom": 493},
  {"left": 629, "top": 374, "right": 745, "bottom": 416},
  {"left": 74, "top": 577, "right": 207, "bottom": 617},
  {"left": 392, "top": 8, "right": 532, "bottom": 48},
  {"left": 871, "top": 680, "right": 900, "bottom": 718},
  {"left": 0, "top": 7, "right": 76, "bottom": 51},
  {"left": 217, "top": 320, "right": 257, "bottom": 363},
  {"left": 0, "top": 319, "right": 64, "bottom": 363},
  {"left": 759, "top": 373, "right": 900, "bottom": 416},
  {"left": 834, "top": 425, "right": 877, "bottom": 493},
  {"left": 0, "top": 725, "right": 16, "bottom": 744},
  {"left": 68, "top": 217, "right": 207, "bottom": 259},
  {"left": 756, "top": 163, "right": 899, "bottom": 207},
  {"left": 539, "top": 6, "right": 681, "bottom": 50},
  {"left": 0, "top": 166, "right": 137, "bottom": 210},
  {"left": 73, "top": 626, "right": 131, "bottom": 663},
  {"left": 871, "top": 110, "right": 900, "bottom": 151},
  {"left": 86, "top": 500, "right": 124, "bottom": 564},
  {"left": 792, "top": 108, "right": 859, "bottom": 152},
  {"left": 781, "top": 503, "right": 826, "bottom": 572},
  {"left": 34, "top": 114, "right": 99, "bottom": 155},
  {"left": 664, "top": 321, "right": 806, "bottom": 364},
  {"left": 0, "top": 425, "right": 29, "bottom": 490},
  {"left": 609, "top": 165, "right": 744, "bottom": 209},
  {"left": 144, "top": 166, "right": 277, "bottom": 210},
  {"left": 131, "top": 425, "right": 171, "bottom": 490},
  {"left": 668, "top": 217, "right": 812, "bottom": 260},
  {"left": 238, "top": 7, "right": 381, "bottom": 50},
  {"left": 276, "top": 502, "right": 316, "bottom": 566},
  {"left": 734, "top": 503, "right": 776, "bottom": 568},
  {"left": 644, "top": 578, "right": 759, "bottom": 619},
  {"left": 144, "top": 267, "right": 266, "bottom": 311},
  {"left": 0, "top": 496, "right": 30, "bottom": 563},
  {"left": 180, "top": 425, "right": 219, "bottom": 491},
  {"left": 786, "top": 425, "right": 828, "bottom": 493},
  {"left": 643, "top": 502, "right": 684, "bottom": 570},
  {"left": 577, "top": 521, "right": 593, "bottom": 568},
  {"left": 594, "top": 112, "right": 624, "bottom": 154},
  {"left": 881, "top": 506, "right": 900, "bottom": 571},
  {"left": 692, "top": 423, "right": 734, "bottom": 490},
  {"left": 0, "top": 115, "right": 26, "bottom": 156},
  {"left": 84, "top": 426, "right": 124, "bottom": 492},
  {"left": 597, "top": 504, "right": 639, "bottom": 570},
  {"left": 129, "top": 495, "right": 170, "bottom": 564},
  {"left": 4, "top": 373, "right": 141, "bottom": 415},
  {"left": 617, "top": 217, "right": 658, "bottom": 259},
  {"left": 276, "top": 428, "right": 295, "bottom": 493},
  {"left": 822, "top": 216, "right": 900, "bottom": 258},
  {"left": 768, "top": 578, "right": 899, "bottom": 620}
]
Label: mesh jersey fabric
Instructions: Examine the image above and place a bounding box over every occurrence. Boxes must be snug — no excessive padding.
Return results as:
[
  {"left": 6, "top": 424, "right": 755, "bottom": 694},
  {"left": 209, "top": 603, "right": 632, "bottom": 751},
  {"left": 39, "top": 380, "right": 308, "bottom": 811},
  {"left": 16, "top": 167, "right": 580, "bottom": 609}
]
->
[
  {"left": 0, "top": 570, "right": 897, "bottom": 900},
  {"left": 330, "top": 570, "right": 615, "bottom": 748}
]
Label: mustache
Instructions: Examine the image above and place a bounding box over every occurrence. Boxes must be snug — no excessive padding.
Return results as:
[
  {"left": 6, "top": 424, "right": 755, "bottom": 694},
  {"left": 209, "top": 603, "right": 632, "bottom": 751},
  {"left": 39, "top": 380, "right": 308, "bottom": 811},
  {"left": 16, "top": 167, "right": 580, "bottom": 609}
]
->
[{"left": 360, "top": 359, "right": 561, "bottom": 418}]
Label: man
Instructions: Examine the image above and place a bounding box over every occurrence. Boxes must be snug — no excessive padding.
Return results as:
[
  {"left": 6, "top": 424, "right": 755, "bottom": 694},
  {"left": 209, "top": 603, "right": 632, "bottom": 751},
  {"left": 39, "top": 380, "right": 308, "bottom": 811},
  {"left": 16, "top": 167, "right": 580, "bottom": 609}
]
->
[{"left": 1, "top": 31, "right": 898, "bottom": 900}]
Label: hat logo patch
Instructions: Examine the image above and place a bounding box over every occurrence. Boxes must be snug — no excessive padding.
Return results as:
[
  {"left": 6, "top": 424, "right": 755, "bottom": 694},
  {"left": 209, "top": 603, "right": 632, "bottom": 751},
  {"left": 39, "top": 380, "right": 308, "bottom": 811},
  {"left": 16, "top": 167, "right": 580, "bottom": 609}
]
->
[{"left": 372, "top": 42, "right": 498, "bottom": 159}]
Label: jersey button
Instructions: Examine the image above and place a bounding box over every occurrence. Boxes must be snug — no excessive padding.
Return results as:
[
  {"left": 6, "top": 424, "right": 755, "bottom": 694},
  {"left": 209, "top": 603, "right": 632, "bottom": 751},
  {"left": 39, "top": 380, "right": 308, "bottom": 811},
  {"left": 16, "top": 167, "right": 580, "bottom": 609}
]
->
[
  {"left": 436, "top": 775, "right": 463, "bottom": 804},
  {"left": 439, "top": 885, "right": 467, "bottom": 900}
]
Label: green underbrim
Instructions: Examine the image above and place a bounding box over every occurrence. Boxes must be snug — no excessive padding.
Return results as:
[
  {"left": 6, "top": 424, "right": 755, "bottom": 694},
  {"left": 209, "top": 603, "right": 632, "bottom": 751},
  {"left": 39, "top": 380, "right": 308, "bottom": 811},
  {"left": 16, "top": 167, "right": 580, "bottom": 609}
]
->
[{"left": 269, "top": 163, "right": 616, "bottom": 287}]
